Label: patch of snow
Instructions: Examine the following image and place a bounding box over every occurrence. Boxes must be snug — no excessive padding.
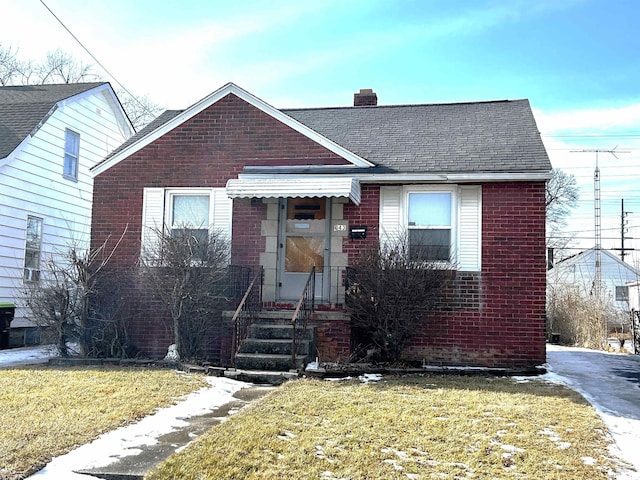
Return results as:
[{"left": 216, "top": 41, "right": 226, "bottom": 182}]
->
[
  {"left": 0, "top": 344, "right": 58, "bottom": 367},
  {"left": 501, "top": 444, "right": 525, "bottom": 453},
  {"left": 358, "top": 373, "right": 383, "bottom": 383},
  {"left": 27, "top": 376, "right": 248, "bottom": 479}
]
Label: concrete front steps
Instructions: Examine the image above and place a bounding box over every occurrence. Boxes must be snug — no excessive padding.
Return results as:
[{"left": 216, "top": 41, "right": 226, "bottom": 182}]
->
[{"left": 235, "top": 311, "right": 317, "bottom": 371}]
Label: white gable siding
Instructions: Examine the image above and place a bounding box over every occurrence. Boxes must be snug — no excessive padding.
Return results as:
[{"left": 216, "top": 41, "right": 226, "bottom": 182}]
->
[
  {"left": 548, "top": 249, "right": 640, "bottom": 312},
  {"left": 0, "top": 89, "right": 131, "bottom": 328}
]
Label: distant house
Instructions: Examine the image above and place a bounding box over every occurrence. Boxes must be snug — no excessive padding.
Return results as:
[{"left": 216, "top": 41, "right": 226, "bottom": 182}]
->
[
  {"left": 548, "top": 248, "right": 640, "bottom": 311},
  {"left": 0, "top": 83, "right": 133, "bottom": 346},
  {"left": 91, "top": 83, "right": 551, "bottom": 369}
]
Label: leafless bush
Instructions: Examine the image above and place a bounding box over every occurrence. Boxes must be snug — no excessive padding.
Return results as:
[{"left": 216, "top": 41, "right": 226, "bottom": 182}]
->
[
  {"left": 346, "top": 237, "right": 454, "bottom": 362},
  {"left": 141, "top": 227, "right": 231, "bottom": 360},
  {"left": 22, "top": 232, "right": 130, "bottom": 356},
  {"left": 547, "top": 284, "right": 616, "bottom": 349},
  {"left": 85, "top": 269, "right": 139, "bottom": 358}
]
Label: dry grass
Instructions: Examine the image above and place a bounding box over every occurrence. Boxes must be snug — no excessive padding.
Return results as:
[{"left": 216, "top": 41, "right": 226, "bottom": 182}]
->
[
  {"left": 149, "top": 375, "right": 622, "bottom": 480},
  {"left": 0, "top": 366, "right": 206, "bottom": 480}
]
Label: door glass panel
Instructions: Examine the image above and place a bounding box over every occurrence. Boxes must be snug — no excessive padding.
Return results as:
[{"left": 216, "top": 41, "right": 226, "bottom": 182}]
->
[
  {"left": 285, "top": 237, "right": 325, "bottom": 273},
  {"left": 286, "top": 198, "right": 325, "bottom": 233}
]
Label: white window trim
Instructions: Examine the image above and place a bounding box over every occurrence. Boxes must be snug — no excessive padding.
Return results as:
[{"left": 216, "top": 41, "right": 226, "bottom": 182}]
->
[
  {"left": 24, "top": 215, "right": 43, "bottom": 283},
  {"left": 403, "top": 185, "right": 458, "bottom": 266},
  {"left": 165, "top": 189, "right": 215, "bottom": 232}
]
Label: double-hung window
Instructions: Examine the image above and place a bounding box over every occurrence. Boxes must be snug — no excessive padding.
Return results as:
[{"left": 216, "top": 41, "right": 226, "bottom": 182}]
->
[
  {"left": 168, "top": 193, "right": 211, "bottom": 260},
  {"left": 63, "top": 129, "right": 80, "bottom": 180},
  {"left": 24, "top": 216, "right": 43, "bottom": 282},
  {"left": 407, "top": 191, "right": 454, "bottom": 262},
  {"left": 380, "top": 185, "right": 480, "bottom": 271}
]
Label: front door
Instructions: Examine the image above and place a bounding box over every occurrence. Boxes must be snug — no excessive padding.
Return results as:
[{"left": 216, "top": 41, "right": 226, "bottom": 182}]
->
[{"left": 278, "top": 197, "right": 330, "bottom": 301}]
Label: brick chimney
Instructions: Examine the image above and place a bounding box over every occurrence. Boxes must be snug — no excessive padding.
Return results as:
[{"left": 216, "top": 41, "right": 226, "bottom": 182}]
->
[{"left": 353, "top": 88, "right": 377, "bottom": 106}]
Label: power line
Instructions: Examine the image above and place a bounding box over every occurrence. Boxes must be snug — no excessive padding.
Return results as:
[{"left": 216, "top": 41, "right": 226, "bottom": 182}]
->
[{"left": 38, "top": 0, "right": 155, "bottom": 123}]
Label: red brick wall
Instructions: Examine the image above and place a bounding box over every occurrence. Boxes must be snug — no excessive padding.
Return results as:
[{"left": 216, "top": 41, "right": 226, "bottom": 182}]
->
[
  {"left": 342, "top": 185, "right": 380, "bottom": 256},
  {"left": 402, "top": 182, "right": 547, "bottom": 368},
  {"left": 92, "top": 93, "right": 350, "bottom": 357},
  {"left": 340, "top": 182, "right": 546, "bottom": 368}
]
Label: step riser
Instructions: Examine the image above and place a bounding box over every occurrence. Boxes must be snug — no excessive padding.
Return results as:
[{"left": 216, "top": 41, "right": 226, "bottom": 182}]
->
[
  {"left": 239, "top": 340, "right": 311, "bottom": 356},
  {"left": 235, "top": 355, "right": 307, "bottom": 371},
  {"left": 249, "top": 325, "right": 315, "bottom": 340}
]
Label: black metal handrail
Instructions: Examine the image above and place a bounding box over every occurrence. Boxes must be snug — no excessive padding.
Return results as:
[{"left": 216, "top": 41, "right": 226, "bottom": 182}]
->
[
  {"left": 291, "top": 266, "right": 316, "bottom": 370},
  {"left": 231, "top": 266, "right": 263, "bottom": 366}
]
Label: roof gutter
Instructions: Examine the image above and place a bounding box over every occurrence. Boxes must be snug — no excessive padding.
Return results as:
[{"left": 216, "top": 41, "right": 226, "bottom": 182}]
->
[{"left": 238, "top": 170, "right": 551, "bottom": 183}]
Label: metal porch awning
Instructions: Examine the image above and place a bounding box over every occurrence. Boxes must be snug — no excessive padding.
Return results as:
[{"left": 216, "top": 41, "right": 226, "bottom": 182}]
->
[{"left": 226, "top": 177, "right": 361, "bottom": 205}]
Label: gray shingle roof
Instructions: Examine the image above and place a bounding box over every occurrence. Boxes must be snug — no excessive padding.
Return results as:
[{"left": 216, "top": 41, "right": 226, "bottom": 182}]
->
[
  {"left": 97, "top": 94, "right": 551, "bottom": 176},
  {"left": 0, "top": 82, "right": 105, "bottom": 159},
  {"left": 282, "top": 99, "right": 551, "bottom": 174}
]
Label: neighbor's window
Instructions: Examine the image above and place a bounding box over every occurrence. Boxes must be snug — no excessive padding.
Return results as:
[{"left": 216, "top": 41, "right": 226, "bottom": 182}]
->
[
  {"left": 24, "top": 216, "right": 43, "bottom": 282},
  {"left": 169, "top": 193, "right": 211, "bottom": 258},
  {"left": 615, "top": 286, "right": 629, "bottom": 302},
  {"left": 63, "top": 129, "right": 80, "bottom": 180},
  {"left": 407, "top": 191, "right": 452, "bottom": 262}
]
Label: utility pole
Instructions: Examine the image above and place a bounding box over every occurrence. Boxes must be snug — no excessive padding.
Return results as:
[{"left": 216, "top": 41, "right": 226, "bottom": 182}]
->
[{"left": 612, "top": 198, "right": 634, "bottom": 262}]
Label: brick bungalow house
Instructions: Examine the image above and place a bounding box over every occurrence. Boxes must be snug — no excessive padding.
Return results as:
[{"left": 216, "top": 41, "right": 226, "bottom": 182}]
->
[{"left": 91, "top": 83, "right": 551, "bottom": 368}]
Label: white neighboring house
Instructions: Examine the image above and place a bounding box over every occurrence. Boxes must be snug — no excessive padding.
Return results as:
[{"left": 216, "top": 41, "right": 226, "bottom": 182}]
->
[
  {"left": 548, "top": 247, "right": 640, "bottom": 313},
  {"left": 0, "top": 83, "right": 133, "bottom": 346}
]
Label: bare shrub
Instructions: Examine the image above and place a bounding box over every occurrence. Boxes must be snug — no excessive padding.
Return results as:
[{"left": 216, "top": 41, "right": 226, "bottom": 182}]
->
[
  {"left": 22, "top": 234, "right": 129, "bottom": 357},
  {"left": 346, "top": 237, "right": 454, "bottom": 362},
  {"left": 141, "top": 227, "right": 231, "bottom": 360},
  {"left": 547, "top": 284, "right": 616, "bottom": 349}
]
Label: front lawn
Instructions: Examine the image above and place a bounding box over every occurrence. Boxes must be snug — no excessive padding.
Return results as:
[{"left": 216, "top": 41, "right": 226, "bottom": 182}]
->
[
  {"left": 0, "top": 366, "right": 206, "bottom": 479},
  {"left": 149, "top": 375, "right": 622, "bottom": 480}
]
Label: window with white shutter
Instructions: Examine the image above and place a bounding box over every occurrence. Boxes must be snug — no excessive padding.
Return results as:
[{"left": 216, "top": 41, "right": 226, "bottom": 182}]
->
[
  {"left": 141, "top": 187, "right": 232, "bottom": 260},
  {"left": 378, "top": 185, "right": 481, "bottom": 271}
]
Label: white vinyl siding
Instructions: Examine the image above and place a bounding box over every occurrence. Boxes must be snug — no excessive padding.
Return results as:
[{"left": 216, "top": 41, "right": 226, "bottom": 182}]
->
[
  {"left": 379, "top": 186, "right": 402, "bottom": 241},
  {"left": 378, "top": 184, "right": 481, "bottom": 271},
  {"left": 141, "top": 187, "right": 233, "bottom": 257},
  {"left": 0, "top": 87, "right": 132, "bottom": 327},
  {"left": 141, "top": 187, "right": 165, "bottom": 256},
  {"left": 458, "top": 186, "right": 482, "bottom": 271}
]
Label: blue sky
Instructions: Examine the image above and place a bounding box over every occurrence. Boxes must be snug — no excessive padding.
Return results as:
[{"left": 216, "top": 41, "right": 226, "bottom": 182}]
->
[{"left": 2, "top": 0, "right": 640, "bottom": 263}]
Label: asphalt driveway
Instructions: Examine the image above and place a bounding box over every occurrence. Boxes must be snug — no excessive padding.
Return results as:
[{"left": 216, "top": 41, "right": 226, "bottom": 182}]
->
[{"left": 546, "top": 344, "right": 640, "bottom": 478}]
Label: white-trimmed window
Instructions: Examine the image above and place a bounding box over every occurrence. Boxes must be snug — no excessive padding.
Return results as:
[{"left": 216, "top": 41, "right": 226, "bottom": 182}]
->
[
  {"left": 24, "top": 216, "right": 43, "bottom": 282},
  {"left": 168, "top": 192, "right": 211, "bottom": 259},
  {"left": 379, "top": 185, "right": 481, "bottom": 271},
  {"left": 407, "top": 189, "right": 455, "bottom": 262},
  {"left": 141, "top": 187, "right": 232, "bottom": 259},
  {"left": 63, "top": 129, "right": 80, "bottom": 180}
]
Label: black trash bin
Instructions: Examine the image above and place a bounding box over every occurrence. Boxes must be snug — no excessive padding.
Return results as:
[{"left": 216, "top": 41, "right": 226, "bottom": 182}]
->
[{"left": 0, "top": 302, "right": 15, "bottom": 349}]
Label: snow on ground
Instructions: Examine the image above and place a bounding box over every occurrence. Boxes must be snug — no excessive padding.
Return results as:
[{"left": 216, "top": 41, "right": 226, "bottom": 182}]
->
[
  {"left": 0, "top": 344, "right": 59, "bottom": 367},
  {"left": 27, "top": 375, "right": 248, "bottom": 479},
  {"left": 0, "top": 345, "right": 249, "bottom": 479},
  {"left": 2, "top": 344, "right": 640, "bottom": 478},
  {"left": 543, "top": 344, "right": 640, "bottom": 479}
]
